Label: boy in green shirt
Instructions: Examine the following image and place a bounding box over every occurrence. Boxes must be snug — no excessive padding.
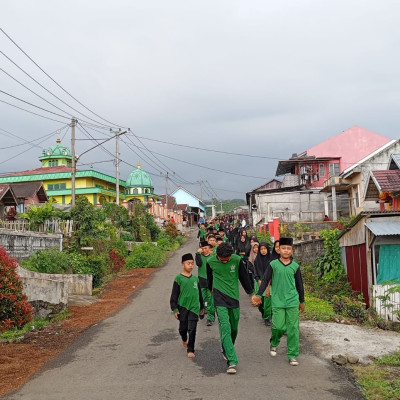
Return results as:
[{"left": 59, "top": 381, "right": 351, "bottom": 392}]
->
[
  {"left": 252, "top": 237, "right": 305, "bottom": 366},
  {"left": 207, "top": 243, "right": 255, "bottom": 374},
  {"left": 195, "top": 241, "right": 215, "bottom": 326},
  {"left": 170, "top": 253, "right": 205, "bottom": 358}
]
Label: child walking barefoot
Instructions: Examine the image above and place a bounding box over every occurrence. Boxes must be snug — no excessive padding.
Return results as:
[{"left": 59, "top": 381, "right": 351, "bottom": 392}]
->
[{"left": 170, "top": 253, "right": 205, "bottom": 358}]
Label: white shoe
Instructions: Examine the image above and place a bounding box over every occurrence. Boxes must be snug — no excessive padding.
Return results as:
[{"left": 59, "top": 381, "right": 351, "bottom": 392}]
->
[
  {"left": 270, "top": 345, "right": 277, "bottom": 357},
  {"left": 227, "top": 365, "right": 237, "bottom": 374},
  {"left": 289, "top": 358, "right": 299, "bottom": 366}
]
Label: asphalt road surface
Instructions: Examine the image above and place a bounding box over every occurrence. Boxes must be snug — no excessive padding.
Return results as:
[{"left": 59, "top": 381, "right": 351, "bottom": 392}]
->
[{"left": 3, "top": 232, "right": 364, "bottom": 400}]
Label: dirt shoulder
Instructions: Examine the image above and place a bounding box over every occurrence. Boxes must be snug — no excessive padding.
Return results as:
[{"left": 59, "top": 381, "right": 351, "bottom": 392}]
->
[
  {"left": 0, "top": 268, "right": 155, "bottom": 398},
  {"left": 301, "top": 320, "right": 400, "bottom": 364}
]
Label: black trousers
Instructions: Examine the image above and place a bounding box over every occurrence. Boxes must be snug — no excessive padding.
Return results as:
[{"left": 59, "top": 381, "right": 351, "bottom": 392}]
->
[{"left": 178, "top": 308, "right": 198, "bottom": 353}]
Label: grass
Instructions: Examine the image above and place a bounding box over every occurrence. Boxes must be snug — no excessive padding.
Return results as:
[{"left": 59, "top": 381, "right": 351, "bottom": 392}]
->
[
  {"left": 353, "top": 350, "right": 400, "bottom": 400},
  {"left": 0, "top": 309, "right": 71, "bottom": 343},
  {"left": 301, "top": 293, "right": 335, "bottom": 322}
]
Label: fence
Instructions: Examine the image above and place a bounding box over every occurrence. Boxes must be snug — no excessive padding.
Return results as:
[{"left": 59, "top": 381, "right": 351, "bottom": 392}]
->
[
  {"left": 373, "top": 284, "right": 400, "bottom": 322},
  {"left": 0, "top": 219, "right": 74, "bottom": 235}
]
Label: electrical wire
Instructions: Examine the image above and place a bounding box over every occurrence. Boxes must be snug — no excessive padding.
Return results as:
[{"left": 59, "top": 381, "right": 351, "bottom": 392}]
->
[
  {"left": 133, "top": 145, "right": 269, "bottom": 180},
  {"left": 135, "top": 135, "right": 283, "bottom": 160},
  {"left": 0, "top": 28, "right": 127, "bottom": 129},
  {"left": 0, "top": 98, "right": 69, "bottom": 124}
]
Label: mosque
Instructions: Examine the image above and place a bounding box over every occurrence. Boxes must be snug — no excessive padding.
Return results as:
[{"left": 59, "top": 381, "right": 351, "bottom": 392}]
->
[{"left": 0, "top": 139, "right": 162, "bottom": 209}]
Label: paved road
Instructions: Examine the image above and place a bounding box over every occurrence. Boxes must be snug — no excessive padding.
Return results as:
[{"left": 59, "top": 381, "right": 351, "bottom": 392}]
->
[{"left": 3, "top": 232, "right": 364, "bottom": 400}]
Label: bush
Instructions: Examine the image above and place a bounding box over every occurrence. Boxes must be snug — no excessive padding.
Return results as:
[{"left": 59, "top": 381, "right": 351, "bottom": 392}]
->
[
  {"left": 22, "top": 248, "right": 72, "bottom": 274},
  {"left": 302, "top": 294, "right": 335, "bottom": 322},
  {"left": 120, "top": 232, "right": 135, "bottom": 242},
  {"left": 126, "top": 243, "right": 166, "bottom": 269},
  {"left": 0, "top": 247, "right": 33, "bottom": 332},
  {"left": 83, "top": 254, "right": 109, "bottom": 288},
  {"left": 165, "top": 222, "right": 179, "bottom": 238},
  {"left": 108, "top": 249, "right": 126, "bottom": 274},
  {"left": 332, "top": 295, "right": 368, "bottom": 323}
]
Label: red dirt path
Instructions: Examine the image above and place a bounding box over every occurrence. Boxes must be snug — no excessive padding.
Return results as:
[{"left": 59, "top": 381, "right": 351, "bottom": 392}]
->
[{"left": 0, "top": 268, "right": 156, "bottom": 398}]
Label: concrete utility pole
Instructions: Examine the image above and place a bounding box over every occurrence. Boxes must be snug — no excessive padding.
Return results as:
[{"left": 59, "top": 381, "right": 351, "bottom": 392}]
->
[
  {"left": 115, "top": 129, "right": 121, "bottom": 204},
  {"left": 165, "top": 172, "right": 169, "bottom": 212},
  {"left": 71, "top": 117, "right": 76, "bottom": 206},
  {"left": 199, "top": 180, "right": 203, "bottom": 201}
]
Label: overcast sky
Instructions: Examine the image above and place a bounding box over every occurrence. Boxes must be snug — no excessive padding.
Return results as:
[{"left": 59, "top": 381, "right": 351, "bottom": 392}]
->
[{"left": 1, "top": 1, "right": 400, "bottom": 201}]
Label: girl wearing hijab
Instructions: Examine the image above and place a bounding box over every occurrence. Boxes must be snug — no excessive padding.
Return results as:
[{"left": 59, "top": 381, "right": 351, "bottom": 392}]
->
[
  {"left": 270, "top": 240, "right": 280, "bottom": 261},
  {"left": 254, "top": 242, "right": 272, "bottom": 326},
  {"left": 236, "top": 234, "right": 251, "bottom": 259}
]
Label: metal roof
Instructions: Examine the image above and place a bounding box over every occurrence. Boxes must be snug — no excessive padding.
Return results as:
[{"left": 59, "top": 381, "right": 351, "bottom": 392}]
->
[{"left": 365, "top": 221, "right": 400, "bottom": 236}]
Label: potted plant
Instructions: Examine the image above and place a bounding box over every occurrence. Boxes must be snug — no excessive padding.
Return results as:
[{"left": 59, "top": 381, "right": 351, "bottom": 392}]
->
[{"left": 302, "top": 224, "right": 310, "bottom": 240}]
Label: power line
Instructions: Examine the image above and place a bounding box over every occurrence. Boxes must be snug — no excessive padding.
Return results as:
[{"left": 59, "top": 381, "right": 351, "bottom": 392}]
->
[
  {"left": 0, "top": 28, "right": 127, "bottom": 129},
  {"left": 135, "top": 135, "right": 283, "bottom": 160},
  {"left": 133, "top": 145, "right": 269, "bottom": 180},
  {"left": 0, "top": 98, "right": 68, "bottom": 124},
  {"left": 0, "top": 125, "right": 68, "bottom": 150}
]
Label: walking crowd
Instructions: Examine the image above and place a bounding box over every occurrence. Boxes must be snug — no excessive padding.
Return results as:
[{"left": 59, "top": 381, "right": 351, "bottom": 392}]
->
[{"left": 170, "top": 216, "right": 305, "bottom": 375}]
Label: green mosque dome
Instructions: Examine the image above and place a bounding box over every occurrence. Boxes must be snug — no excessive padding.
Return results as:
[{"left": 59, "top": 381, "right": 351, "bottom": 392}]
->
[
  {"left": 39, "top": 138, "right": 72, "bottom": 160},
  {"left": 126, "top": 162, "right": 153, "bottom": 189}
]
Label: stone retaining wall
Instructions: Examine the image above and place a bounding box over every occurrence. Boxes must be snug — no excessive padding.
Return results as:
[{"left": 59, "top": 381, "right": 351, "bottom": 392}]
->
[
  {"left": 0, "top": 229, "right": 62, "bottom": 260},
  {"left": 293, "top": 239, "right": 325, "bottom": 265}
]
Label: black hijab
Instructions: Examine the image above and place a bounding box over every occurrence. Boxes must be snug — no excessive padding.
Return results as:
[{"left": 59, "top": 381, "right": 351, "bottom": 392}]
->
[
  {"left": 270, "top": 240, "right": 280, "bottom": 261},
  {"left": 254, "top": 242, "right": 271, "bottom": 280}
]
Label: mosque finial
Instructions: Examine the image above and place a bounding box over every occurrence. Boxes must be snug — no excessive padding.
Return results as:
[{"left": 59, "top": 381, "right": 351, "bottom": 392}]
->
[{"left": 137, "top": 161, "right": 141, "bottom": 169}]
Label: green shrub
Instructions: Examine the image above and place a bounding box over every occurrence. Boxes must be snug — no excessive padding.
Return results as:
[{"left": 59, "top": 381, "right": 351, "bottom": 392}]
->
[
  {"left": 332, "top": 295, "right": 368, "bottom": 323},
  {"left": 120, "top": 232, "right": 135, "bottom": 242},
  {"left": 83, "top": 254, "right": 109, "bottom": 288},
  {"left": 126, "top": 243, "right": 166, "bottom": 269},
  {"left": 302, "top": 294, "right": 335, "bottom": 322},
  {"left": 22, "top": 248, "right": 72, "bottom": 274}
]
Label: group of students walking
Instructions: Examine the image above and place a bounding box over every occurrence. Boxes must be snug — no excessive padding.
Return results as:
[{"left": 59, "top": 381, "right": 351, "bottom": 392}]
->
[{"left": 170, "top": 218, "right": 305, "bottom": 374}]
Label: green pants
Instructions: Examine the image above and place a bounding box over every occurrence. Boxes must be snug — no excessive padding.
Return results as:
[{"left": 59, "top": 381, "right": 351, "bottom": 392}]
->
[
  {"left": 201, "top": 288, "right": 215, "bottom": 322},
  {"left": 215, "top": 306, "right": 240, "bottom": 366},
  {"left": 270, "top": 307, "right": 299, "bottom": 359},
  {"left": 254, "top": 281, "right": 272, "bottom": 320}
]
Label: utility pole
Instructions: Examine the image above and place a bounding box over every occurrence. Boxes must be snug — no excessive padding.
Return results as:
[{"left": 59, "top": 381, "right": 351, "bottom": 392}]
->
[
  {"left": 71, "top": 117, "right": 76, "bottom": 206},
  {"left": 199, "top": 180, "right": 203, "bottom": 201},
  {"left": 165, "top": 172, "right": 169, "bottom": 213},
  {"left": 115, "top": 128, "right": 121, "bottom": 204}
]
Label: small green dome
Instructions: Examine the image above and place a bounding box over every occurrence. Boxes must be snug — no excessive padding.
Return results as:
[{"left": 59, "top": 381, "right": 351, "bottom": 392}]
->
[
  {"left": 126, "top": 162, "right": 153, "bottom": 189},
  {"left": 39, "top": 138, "right": 72, "bottom": 160}
]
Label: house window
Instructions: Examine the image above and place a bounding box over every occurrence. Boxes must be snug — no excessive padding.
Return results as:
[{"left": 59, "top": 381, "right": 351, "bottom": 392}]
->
[
  {"left": 319, "top": 164, "right": 325, "bottom": 178},
  {"left": 329, "top": 163, "right": 340, "bottom": 177},
  {"left": 133, "top": 188, "right": 139, "bottom": 194},
  {"left": 60, "top": 183, "right": 66, "bottom": 190},
  {"left": 48, "top": 184, "right": 54, "bottom": 190},
  {"left": 49, "top": 160, "right": 59, "bottom": 167},
  {"left": 54, "top": 184, "right": 59, "bottom": 190},
  {"left": 354, "top": 185, "right": 360, "bottom": 208}
]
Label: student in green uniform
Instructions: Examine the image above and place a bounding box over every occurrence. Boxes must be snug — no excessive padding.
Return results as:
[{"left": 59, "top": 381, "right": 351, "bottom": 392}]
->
[
  {"left": 253, "top": 242, "right": 272, "bottom": 326},
  {"left": 195, "top": 242, "right": 215, "bottom": 326},
  {"left": 197, "top": 223, "right": 206, "bottom": 245},
  {"left": 252, "top": 238, "right": 305, "bottom": 366},
  {"left": 207, "top": 243, "right": 255, "bottom": 374},
  {"left": 170, "top": 253, "right": 205, "bottom": 358},
  {"left": 218, "top": 228, "right": 228, "bottom": 242}
]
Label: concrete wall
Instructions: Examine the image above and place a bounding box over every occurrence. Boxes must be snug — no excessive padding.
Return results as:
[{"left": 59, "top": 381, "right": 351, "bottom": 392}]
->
[
  {"left": 0, "top": 229, "right": 62, "bottom": 260},
  {"left": 17, "top": 265, "right": 93, "bottom": 296},
  {"left": 293, "top": 239, "right": 325, "bottom": 265},
  {"left": 251, "top": 190, "right": 348, "bottom": 225}
]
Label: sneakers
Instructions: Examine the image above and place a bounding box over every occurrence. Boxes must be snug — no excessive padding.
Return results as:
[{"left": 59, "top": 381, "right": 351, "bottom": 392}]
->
[
  {"left": 206, "top": 320, "right": 213, "bottom": 326},
  {"left": 269, "top": 345, "right": 277, "bottom": 357},
  {"left": 227, "top": 365, "right": 237, "bottom": 374},
  {"left": 289, "top": 358, "right": 299, "bottom": 366}
]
